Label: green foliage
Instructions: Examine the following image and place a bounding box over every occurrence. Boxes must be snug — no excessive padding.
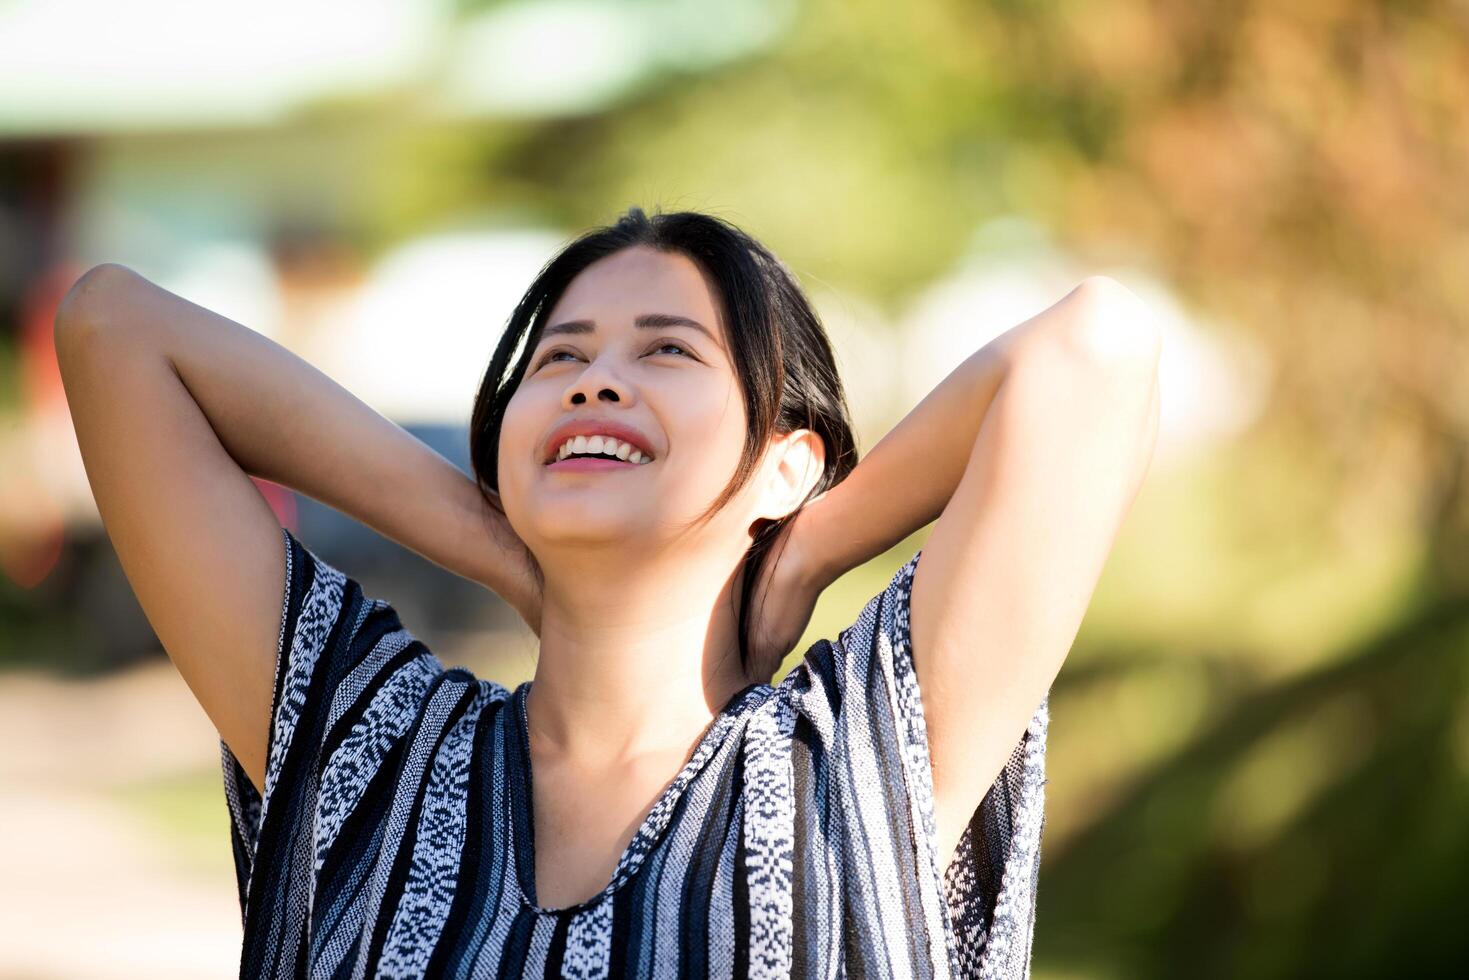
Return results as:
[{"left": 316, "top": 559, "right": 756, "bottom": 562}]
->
[{"left": 1040, "top": 592, "right": 1469, "bottom": 978}]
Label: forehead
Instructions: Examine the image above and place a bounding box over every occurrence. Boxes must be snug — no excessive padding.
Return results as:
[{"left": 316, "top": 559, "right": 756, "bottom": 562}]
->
[{"left": 541, "top": 247, "right": 726, "bottom": 344}]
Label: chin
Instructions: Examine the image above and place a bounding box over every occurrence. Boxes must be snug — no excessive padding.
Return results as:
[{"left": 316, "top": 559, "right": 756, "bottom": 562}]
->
[{"left": 524, "top": 502, "right": 653, "bottom": 543}]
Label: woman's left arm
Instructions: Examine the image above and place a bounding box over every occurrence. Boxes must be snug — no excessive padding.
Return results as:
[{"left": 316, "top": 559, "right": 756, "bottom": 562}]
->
[{"left": 796, "top": 276, "right": 1161, "bottom": 863}]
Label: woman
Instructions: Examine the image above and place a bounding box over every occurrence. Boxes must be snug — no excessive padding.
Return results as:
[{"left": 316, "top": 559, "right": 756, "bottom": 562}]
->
[{"left": 54, "top": 207, "right": 1160, "bottom": 978}]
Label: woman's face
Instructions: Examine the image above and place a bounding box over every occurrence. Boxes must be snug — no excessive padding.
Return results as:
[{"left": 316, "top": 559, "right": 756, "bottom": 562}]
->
[{"left": 497, "top": 245, "right": 760, "bottom": 559}]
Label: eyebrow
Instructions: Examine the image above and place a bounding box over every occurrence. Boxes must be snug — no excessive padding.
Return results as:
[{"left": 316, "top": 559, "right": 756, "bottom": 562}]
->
[{"left": 539, "top": 313, "right": 723, "bottom": 350}]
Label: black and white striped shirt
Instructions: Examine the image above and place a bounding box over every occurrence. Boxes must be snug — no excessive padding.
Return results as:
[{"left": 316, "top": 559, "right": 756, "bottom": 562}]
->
[{"left": 221, "top": 526, "right": 1049, "bottom": 978}]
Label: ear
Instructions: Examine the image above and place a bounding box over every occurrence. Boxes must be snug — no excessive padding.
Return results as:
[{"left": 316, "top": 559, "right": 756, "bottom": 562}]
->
[{"left": 752, "top": 429, "right": 826, "bottom": 524}]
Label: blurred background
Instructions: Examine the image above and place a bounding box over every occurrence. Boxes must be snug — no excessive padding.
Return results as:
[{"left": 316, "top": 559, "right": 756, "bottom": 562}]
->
[{"left": 1, "top": 0, "right": 1465, "bottom": 976}]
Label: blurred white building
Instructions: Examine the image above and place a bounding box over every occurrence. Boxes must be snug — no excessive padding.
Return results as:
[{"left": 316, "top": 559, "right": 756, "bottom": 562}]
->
[{"left": 895, "top": 216, "right": 1272, "bottom": 470}]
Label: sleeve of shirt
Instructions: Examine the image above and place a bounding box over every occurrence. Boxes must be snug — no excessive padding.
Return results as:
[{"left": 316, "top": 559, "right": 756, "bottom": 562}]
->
[
  {"left": 218, "top": 526, "right": 463, "bottom": 966},
  {"left": 781, "top": 547, "right": 1050, "bottom": 979}
]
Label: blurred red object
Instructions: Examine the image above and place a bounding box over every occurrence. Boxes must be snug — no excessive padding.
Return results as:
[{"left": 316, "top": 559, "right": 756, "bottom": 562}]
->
[
  {"left": 2, "top": 262, "right": 299, "bottom": 589},
  {"left": 0, "top": 261, "right": 82, "bottom": 588}
]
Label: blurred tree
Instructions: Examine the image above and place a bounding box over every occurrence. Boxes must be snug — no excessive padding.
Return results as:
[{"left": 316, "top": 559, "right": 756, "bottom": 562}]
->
[{"left": 406, "top": 0, "right": 1467, "bottom": 597}]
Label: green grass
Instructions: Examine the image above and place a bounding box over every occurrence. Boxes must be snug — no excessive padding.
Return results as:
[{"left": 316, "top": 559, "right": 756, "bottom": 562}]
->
[{"left": 108, "top": 765, "right": 237, "bottom": 880}]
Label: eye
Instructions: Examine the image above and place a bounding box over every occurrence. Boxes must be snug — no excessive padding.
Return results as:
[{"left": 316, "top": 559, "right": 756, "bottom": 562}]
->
[
  {"left": 533, "top": 348, "right": 578, "bottom": 369},
  {"left": 533, "top": 340, "right": 695, "bottom": 371}
]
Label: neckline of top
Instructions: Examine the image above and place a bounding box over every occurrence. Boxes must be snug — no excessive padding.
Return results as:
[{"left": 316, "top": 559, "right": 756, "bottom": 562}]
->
[{"left": 506, "top": 678, "right": 774, "bottom": 916}]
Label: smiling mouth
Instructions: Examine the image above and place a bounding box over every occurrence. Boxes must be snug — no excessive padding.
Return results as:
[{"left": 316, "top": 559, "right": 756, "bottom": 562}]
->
[{"left": 545, "top": 456, "right": 650, "bottom": 471}]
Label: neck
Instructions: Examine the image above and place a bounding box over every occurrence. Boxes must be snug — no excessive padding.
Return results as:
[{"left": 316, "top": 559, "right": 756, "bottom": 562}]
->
[{"left": 524, "top": 543, "right": 758, "bottom": 767}]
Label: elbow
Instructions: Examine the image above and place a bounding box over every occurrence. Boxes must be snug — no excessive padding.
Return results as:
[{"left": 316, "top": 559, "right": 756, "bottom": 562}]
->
[
  {"left": 1062, "top": 276, "right": 1163, "bottom": 375},
  {"left": 1006, "top": 275, "right": 1162, "bottom": 418},
  {"left": 54, "top": 263, "right": 141, "bottom": 357}
]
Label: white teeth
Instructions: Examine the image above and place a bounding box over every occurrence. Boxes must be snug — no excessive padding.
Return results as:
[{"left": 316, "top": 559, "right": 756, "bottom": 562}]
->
[{"left": 551, "top": 434, "right": 655, "bottom": 463}]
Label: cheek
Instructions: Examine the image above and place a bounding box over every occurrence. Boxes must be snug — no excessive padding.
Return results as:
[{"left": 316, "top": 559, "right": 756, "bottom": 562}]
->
[
  {"left": 496, "top": 397, "right": 539, "bottom": 487},
  {"left": 703, "top": 379, "right": 749, "bottom": 453},
  {"left": 676, "top": 386, "right": 748, "bottom": 485}
]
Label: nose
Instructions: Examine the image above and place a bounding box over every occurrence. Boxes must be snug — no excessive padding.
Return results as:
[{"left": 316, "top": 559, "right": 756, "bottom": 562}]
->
[{"left": 562, "top": 352, "right": 634, "bottom": 408}]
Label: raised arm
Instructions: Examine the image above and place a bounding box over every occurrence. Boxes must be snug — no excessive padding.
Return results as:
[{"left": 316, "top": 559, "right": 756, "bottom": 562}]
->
[
  {"left": 795, "top": 276, "right": 1161, "bottom": 863},
  {"left": 54, "top": 263, "right": 538, "bottom": 790}
]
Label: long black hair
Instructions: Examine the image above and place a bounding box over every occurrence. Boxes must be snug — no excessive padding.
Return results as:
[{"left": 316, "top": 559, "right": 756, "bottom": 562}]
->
[{"left": 469, "top": 206, "right": 859, "bottom": 679}]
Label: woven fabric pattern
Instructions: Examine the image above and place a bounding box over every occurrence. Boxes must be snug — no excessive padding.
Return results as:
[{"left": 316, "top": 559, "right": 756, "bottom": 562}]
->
[{"left": 221, "top": 527, "right": 1049, "bottom": 978}]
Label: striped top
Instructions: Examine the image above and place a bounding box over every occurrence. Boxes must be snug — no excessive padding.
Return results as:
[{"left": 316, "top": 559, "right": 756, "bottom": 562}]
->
[{"left": 221, "top": 527, "right": 1049, "bottom": 978}]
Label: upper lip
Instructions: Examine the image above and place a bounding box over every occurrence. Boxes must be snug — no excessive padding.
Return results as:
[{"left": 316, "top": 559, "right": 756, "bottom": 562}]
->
[{"left": 543, "top": 418, "right": 658, "bottom": 465}]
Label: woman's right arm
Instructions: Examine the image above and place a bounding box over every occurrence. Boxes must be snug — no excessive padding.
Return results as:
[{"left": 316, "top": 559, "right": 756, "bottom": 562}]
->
[{"left": 54, "top": 263, "right": 537, "bottom": 792}]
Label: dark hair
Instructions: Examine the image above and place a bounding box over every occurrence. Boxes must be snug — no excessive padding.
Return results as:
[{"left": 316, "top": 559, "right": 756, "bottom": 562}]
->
[{"left": 469, "top": 206, "right": 859, "bottom": 679}]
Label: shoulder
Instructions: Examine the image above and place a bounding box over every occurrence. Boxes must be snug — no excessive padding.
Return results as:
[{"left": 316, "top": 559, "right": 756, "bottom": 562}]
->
[
  {"left": 276, "top": 527, "right": 514, "bottom": 734},
  {"left": 775, "top": 549, "right": 922, "bottom": 720}
]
